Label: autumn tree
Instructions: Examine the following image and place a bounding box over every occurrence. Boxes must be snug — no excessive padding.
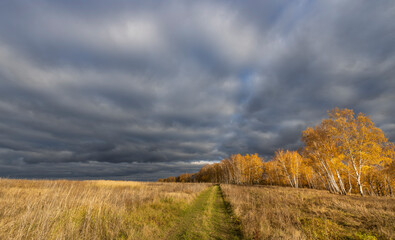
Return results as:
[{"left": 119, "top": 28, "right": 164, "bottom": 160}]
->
[
  {"left": 379, "top": 142, "right": 395, "bottom": 196},
  {"left": 299, "top": 156, "right": 319, "bottom": 189},
  {"left": 177, "top": 173, "right": 193, "bottom": 182},
  {"left": 263, "top": 160, "right": 284, "bottom": 185},
  {"left": 329, "top": 108, "right": 392, "bottom": 195},
  {"left": 302, "top": 108, "right": 393, "bottom": 196},
  {"left": 302, "top": 123, "right": 347, "bottom": 195},
  {"left": 162, "top": 108, "right": 393, "bottom": 197},
  {"left": 242, "top": 153, "right": 264, "bottom": 184},
  {"left": 271, "top": 150, "right": 303, "bottom": 188}
]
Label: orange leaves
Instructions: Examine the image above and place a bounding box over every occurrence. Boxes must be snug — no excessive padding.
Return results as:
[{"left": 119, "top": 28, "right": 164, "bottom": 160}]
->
[
  {"left": 226, "top": 153, "right": 264, "bottom": 184},
  {"left": 242, "top": 153, "right": 264, "bottom": 184},
  {"left": 301, "top": 108, "right": 393, "bottom": 196},
  {"left": 163, "top": 107, "right": 393, "bottom": 197},
  {"left": 272, "top": 150, "right": 303, "bottom": 188},
  {"left": 188, "top": 153, "right": 264, "bottom": 184}
]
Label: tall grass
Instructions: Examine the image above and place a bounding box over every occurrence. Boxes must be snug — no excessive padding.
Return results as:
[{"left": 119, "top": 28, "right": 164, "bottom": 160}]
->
[
  {"left": 221, "top": 184, "right": 395, "bottom": 240},
  {"left": 0, "top": 178, "right": 209, "bottom": 240}
]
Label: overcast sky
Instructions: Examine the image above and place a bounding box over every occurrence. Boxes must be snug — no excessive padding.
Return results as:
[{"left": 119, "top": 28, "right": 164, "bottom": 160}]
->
[{"left": 0, "top": 0, "right": 394, "bottom": 180}]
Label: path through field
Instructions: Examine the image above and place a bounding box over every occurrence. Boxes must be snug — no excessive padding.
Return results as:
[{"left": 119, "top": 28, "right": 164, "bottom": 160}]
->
[{"left": 167, "top": 185, "right": 243, "bottom": 240}]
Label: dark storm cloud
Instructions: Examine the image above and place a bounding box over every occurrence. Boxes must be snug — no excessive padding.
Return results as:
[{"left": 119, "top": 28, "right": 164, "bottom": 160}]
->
[{"left": 0, "top": 0, "right": 394, "bottom": 180}]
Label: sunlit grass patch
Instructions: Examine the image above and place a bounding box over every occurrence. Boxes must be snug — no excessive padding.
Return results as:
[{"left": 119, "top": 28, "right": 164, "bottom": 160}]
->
[
  {"left": 221, "top": 184, "right": 395, "bottom": 240},
  {"left": 0, "top": 178, "right": 209, "bottom": 240}
]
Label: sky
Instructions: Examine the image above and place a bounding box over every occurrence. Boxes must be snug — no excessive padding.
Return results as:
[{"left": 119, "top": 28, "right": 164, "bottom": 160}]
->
[{"left": 0, "top": 0, "right": 394, "bottom": 181}]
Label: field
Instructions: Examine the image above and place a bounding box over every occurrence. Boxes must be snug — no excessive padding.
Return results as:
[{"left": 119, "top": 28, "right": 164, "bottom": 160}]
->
[
  {"left": 0, "top": 179, "right": 394, "bottom": 240},
  {"left": 222, "top": 185, "right": 395, "bottom": 240},
  {"left": 0, "top": 179, "right": 210, "bottom": 239}
]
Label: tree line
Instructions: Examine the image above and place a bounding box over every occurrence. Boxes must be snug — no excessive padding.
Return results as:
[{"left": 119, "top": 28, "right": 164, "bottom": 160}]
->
[{"left": 158, "top": 108, "right": 395, "bottom": 196}]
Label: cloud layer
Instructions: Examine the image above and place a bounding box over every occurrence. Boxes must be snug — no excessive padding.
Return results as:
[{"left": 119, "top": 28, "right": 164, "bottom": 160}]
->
[{"left": 0, "top": 0, "right": 394, "bottom": 180}]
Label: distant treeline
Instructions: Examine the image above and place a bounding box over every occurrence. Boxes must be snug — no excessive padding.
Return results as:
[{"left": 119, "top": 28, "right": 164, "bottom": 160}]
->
[{"left": 159, "top": 108, "right": 395, "bottom": 196}]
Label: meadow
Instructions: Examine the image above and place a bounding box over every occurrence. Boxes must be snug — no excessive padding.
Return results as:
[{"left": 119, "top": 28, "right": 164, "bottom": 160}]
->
[
  {"left": 0, "top": 179, "right": 394, "bottom": 240},
  {"left": 221, "top": 184, "right": 395, "bottom": 240},
  {"left": 0, "top": 179, "right": 209, "bottom": 240}
]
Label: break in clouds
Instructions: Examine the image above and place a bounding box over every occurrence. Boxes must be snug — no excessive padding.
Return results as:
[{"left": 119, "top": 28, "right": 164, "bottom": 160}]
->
[{"left": 0, "top": 0, "right": 394, "bottom": 180}]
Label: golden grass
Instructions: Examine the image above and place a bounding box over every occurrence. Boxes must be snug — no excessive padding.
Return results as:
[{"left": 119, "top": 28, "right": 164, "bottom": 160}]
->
[
  {"left": 221, "top": 185, "right": 395, "bottom": 240},
  {"left": 0, "top": 178, "right": 210, "bottom": 240},
  {"left": 2, "top": 179, "right": 393, "bottom": 240}
]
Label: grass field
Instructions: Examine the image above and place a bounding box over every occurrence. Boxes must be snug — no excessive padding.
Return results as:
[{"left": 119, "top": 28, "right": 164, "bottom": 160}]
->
[
  {"left": 221, "top": 184, "right": 395, "bottom": 240},
  {"left": 0, "top": 179, "right": 394, "bottom": 240},
  {"left": 0, "top": 179, "right": 210, "bottom": 239}
]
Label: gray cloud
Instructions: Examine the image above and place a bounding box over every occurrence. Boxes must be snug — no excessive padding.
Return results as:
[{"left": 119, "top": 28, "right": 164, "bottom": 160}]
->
[{"left": 0, "top": 0, "right": 394, "bottom": 180}]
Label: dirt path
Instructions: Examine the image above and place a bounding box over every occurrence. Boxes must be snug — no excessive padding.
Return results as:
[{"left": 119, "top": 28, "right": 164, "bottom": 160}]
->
[{"left": 166, "top": 185, "right": 243, "bottom": 240}]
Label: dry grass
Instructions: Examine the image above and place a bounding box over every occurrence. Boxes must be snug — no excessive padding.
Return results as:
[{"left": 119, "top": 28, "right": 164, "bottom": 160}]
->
[
  {"left": 2, "top": 179, "right": 393, "bottom": 240},
  {"left": 221, "top": 184, "right": 395, "bottom": 240},
  {"left": 0, "top": 178, "right": 210, "bottom": 240}
]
